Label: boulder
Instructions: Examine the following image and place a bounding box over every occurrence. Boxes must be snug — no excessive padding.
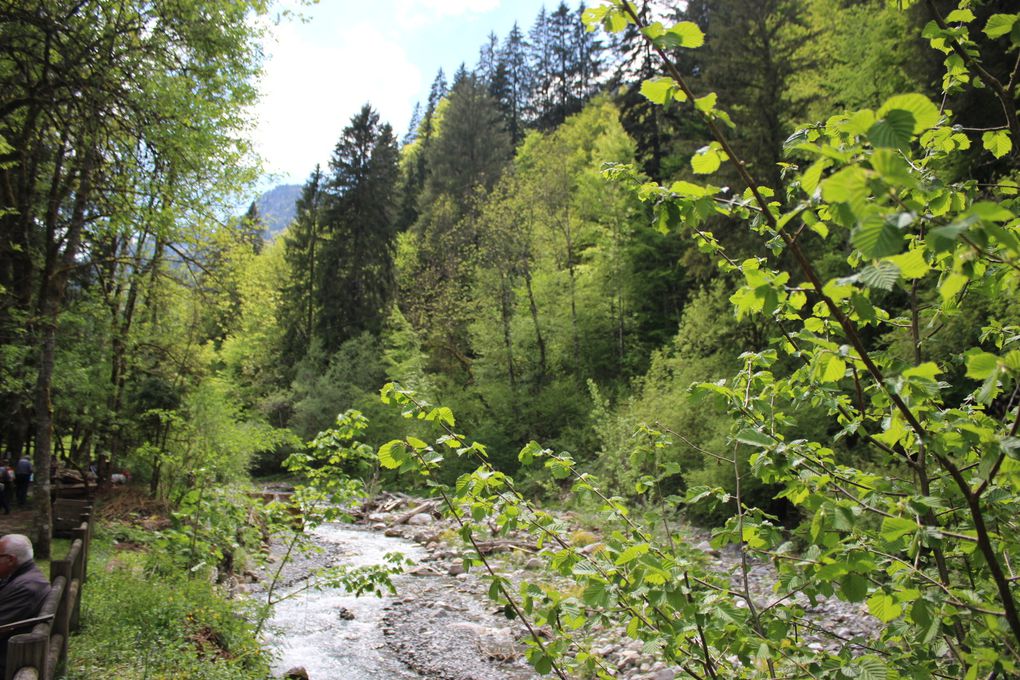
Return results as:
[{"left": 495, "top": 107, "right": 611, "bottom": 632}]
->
[{"left": 407, "top": 513, "right": 433, "bottom": 526}]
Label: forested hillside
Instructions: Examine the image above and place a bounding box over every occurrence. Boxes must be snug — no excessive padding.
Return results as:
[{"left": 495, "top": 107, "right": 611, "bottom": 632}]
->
[{"left": 2, "top": 0, "right": 1020, "bottom": 677}]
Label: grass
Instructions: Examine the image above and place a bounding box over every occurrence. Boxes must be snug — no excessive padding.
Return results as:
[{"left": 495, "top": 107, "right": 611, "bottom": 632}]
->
[{"left": 63, "top": 525, "right": 271, "bottom": 680}]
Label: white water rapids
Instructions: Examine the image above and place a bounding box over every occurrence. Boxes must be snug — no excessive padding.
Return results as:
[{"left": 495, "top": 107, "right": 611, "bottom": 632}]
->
[{"left": 261, "top": 523, "right": 427, "bottom": 679}]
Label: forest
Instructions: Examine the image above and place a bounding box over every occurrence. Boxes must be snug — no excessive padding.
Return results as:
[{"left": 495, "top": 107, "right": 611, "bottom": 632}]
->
[{"left": 1, "top": 0, "right": 1019, "bottom": 677}]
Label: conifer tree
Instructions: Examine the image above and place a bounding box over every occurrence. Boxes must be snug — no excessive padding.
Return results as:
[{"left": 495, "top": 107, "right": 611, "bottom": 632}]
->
[
  {"left": 280, "top": 166, "right": 325, "bottom": 368},
  {"left": 315, "top": 104, "right": 400, "bottom": 353},
  {"left": 422, "top": 75, "right": 512, "bottom": 208},
  {"left": 496, "top": 22, "right": 533, "bottom": 146}
]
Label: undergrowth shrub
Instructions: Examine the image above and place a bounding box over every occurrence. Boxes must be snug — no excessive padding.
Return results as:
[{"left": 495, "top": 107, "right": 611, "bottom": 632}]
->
[{"left": 66, "top": 528, "right": 269, "bottom": 680}]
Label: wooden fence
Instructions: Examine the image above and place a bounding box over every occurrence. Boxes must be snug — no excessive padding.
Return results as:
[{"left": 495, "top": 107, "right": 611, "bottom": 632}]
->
[{"left": 4, "top": 500, "right": 92, "bottom": 680}]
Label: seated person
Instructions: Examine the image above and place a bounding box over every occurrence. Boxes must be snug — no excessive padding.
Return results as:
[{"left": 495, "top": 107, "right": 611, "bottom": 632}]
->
[{"left": 0, "top": 534, "right": 51, "bottom": 662}]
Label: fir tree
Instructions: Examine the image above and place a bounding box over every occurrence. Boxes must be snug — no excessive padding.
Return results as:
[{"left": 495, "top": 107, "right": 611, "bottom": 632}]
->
[{"left": 315, "top": 104, "right": 400, "bottom": 353}]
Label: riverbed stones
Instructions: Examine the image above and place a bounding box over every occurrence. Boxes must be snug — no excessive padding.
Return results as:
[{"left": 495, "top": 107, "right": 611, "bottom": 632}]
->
[
  {"left": 282, "top": 667, "right": 308, "bottom": 679},
  {"left": 407, "top": 512, "right": 433, "bottom": 525},
  {"left": 263, "top": 494, "right": 882, "bottom": 680}
]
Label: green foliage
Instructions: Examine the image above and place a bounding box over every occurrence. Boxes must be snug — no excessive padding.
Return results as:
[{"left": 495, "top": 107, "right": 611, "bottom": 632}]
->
[
  {"left": 66, "top": 531, "right": 269, "bottom": 679},
  {"left": 357, "top": 3, "right": 1020, "bottom": 679},
  {"left": 152, "top": 485, "right": 267, "bottom": 578}
]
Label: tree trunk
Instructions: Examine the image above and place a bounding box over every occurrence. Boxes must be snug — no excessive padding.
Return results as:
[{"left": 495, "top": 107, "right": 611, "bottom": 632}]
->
[
  {"left": 32, "top": 143, "right": 96, "bottom": 558},
  {"left": 524, "top": 268, "right": 547, "bottom": 385},
  {"left": 499, "top": 274, "right": 517, "bottom": 390}
]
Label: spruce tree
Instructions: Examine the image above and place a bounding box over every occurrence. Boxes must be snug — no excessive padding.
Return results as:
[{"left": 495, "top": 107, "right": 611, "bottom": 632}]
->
[
  {"left": 497, "top": 22, "right": 533, "bottom": 146},
  {"left": 315, "top": 104, "right": 400, "bottom": 353},
  {"left": 280, "top": 166, "right": 325, "bottom": 368}
]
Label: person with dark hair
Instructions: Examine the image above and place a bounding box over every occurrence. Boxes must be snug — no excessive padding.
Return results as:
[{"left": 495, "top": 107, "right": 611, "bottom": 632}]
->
[{"left": 13, "top": 456, "right": 31, "bottom": 507}]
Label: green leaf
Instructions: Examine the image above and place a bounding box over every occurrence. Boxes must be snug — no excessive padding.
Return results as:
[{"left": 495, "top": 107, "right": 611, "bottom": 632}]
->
[
  {"left": 939, "top": 271, "right": 968, "bottom": 302},
  {"left": 984, "top": 13, "right": 1019, "bottom": 39},
  {"left": 969, "top": 201, "right": 1014, "bottom": 222},
  {"left": 669, "top": 180, "right": 713, "bottom": 197},
  {"left": 801, "top": 158, "right": 830, "bottom": 195},
  {"left": 867, "top": 592, "right": 903, "bottom": 623},
  {"left": 424, "top": 406, "right": 455, "bottom": 426},
  {"left": 665, "top": 21, "right": 705, "bottom": 48},
  {"left": 877, "top": 94, "right": 940, "bottom": 134},
  {"left": 615, "top": 543, "right": 650, "bottom": 565},
  {"left": 859, "top": 261, "right": 900, "bottom": 290},
  {"left": 965, "top": 350, "right": 999, "bottom": 379},
  {"left": 821, "top": 354, "right": 847, "bottom": 383},
  {"left": 869, "top": 109, "right": 917, "bottom": 148},
  {"left": 852, "top": 216, "right": 905, "bottom": 259},
  {"left": 822, "top": 166, "right": 867, "bottom": 204},
  {"left": 582, "top": 579, "right": 611, "bottom": 607},
  {"left": 887, "top": 249, "right": 930, "bottom": 279},
  {"left": 841, "top": 574, "right": 869, "bottom": 603},
  {"left": 870, "top": 148, "right": 915, "bottom": 187},
  {"left": 694, "top": 92, "right": 717, "bottom": 113},
  {"left": 1004, "top": 350, "right": 1020, "bottom": 372},
  {"left": 903, "top": 362, "right": 941, "bottom": 380},
  {"left": 982, "top": 130, "right": 1012, "bottom": 158},
  {"left": 640, "top": 77, "right": 683, "bottom": 105},
  {"left": 736, "top": 428, "right": 775, "bottom": 447},
  {"left": 945, "top": 9, "right": 975, "bottom": 23},
  {"left": 691, "top": 145, "right": 722, "bottom": 174},
  {"left": 378, "top": 440, "right": 404, "bottom": 469},
  {"left": 857, "top": 655, "right": 892, "bottom": 680},
  {"left": 881, "top": 515, "right": 917, "bottom": 543}
]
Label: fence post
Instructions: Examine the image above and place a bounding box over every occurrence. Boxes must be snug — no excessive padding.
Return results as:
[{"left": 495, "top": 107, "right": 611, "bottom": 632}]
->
[
  {"left": 49, "top": 558, "right": 71, "bottom": 668},
  {"left": 70, "top": 524, "right": 87, "bottom": 584},
  {"left": 5, "top": 631, "right": 47, "bottom": 680}
]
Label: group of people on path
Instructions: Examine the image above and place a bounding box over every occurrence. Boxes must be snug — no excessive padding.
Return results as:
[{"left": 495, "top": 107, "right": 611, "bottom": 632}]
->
[{"left": 0, "top": 456, "right": 32, "bottom": 515}]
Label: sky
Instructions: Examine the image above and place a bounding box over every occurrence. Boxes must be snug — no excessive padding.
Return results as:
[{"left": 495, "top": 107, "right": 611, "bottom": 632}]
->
[{"left": 253, "top": 0, "right": 552, "bottom": 188}]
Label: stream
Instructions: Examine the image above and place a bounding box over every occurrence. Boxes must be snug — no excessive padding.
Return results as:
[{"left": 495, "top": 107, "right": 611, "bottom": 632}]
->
[
  {"left": 257, "top": 504, "right": 878, "bottom": 680},
  {"left": 260, "top": 522, "right": 537, "bottom": 680}
]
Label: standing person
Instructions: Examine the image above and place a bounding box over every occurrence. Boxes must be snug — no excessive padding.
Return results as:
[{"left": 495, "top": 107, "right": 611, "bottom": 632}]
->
[
  {"left": 0, "top": 462, "right": 10, "bottom": 515},
  {"left": 13, "top": 456, "right": 31, "bottom": 507}
]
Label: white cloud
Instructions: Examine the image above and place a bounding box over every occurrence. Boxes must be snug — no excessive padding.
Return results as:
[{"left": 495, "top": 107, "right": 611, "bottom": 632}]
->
[{"left": 254, "top": 16, "right": 421, "bottom": 183}]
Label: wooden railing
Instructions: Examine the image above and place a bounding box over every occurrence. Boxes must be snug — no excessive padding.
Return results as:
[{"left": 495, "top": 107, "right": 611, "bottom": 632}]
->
[{"left": 4, "top": 502, "right": 92, "bottom": 680}]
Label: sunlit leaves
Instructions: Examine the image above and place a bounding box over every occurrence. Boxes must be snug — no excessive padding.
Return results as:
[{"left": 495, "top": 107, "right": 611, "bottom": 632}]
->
[
  {"left": 887, "top": 249, "right": 929, "bottom": 280},
  {"left": 982, "top": 130, "right": 1012, "bottom": 158},
  {"left": 869, "top": 109, "right": 917, "bottom": 148},
  {"left": 613, "top": 542, "right": 649, "bottom": 565},
  {"left": 691, "top": 142, "right": 726, "bottom": 174},
  {"left": 639, "top": 76, "right": 686, "bottom": 106},
  {"left": 965, "top": 350, "right": 1000, "bottom": 380},
  {"left": 870, "top": 94, "right": 941, "bottom": 147},
  {"left": 664, "top": 21, "right": 704, "bottom": 48},
  {"left": 984, "top": 13, "right": 1019, "bottom": 40},
  {"left": 867, "top": 592, "right": 903, "bottom": 623},
  {"left": 581, "top": 5, "right": 629, "bottom": 33}
]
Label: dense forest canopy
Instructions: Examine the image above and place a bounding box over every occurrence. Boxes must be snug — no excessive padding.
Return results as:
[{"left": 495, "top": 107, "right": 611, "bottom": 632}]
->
[{"left": 2, "top": 0, "right": 1020, "bottom": 676}]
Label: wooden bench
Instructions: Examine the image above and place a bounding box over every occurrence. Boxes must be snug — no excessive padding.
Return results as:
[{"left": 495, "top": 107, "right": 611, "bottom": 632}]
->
[{"left": 3, "top": 517, "right": 90, "bottom": 680}]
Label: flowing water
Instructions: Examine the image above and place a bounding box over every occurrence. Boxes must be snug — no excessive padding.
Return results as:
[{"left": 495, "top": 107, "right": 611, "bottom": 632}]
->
[{"left": 262, "top": 523, "right": 427, "bottom": 679}]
